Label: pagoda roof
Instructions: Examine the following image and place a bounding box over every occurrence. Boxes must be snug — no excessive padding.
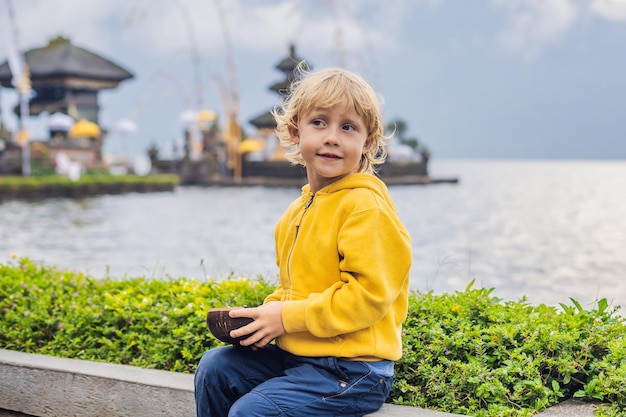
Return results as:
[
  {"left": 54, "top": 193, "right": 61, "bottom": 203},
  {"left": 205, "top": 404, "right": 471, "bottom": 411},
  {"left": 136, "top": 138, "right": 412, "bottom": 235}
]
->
[
  {"left": 250, "top": 44, "right": 312, "bottom": 130},
  {"left": 249, "top": 109, "right": 276, "bottom": 130},
  {"left": 268, "top": 44, "right": 312, "bottom": 96},
  {"left": 269, "top": 80, "right": 291, "bottom": 96},
  {"left": 0, "top": 36, "right": 133, "bottom": 89},
  {"left": 275, "top": 44, "right": 306, "bottom": 72}
]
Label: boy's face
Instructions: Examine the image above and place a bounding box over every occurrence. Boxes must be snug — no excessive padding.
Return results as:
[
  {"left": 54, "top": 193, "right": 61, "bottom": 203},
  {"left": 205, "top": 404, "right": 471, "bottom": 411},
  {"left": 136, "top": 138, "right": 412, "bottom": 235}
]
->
[{"left": 289, "top": 102, "right": 370, "bottom": 193}]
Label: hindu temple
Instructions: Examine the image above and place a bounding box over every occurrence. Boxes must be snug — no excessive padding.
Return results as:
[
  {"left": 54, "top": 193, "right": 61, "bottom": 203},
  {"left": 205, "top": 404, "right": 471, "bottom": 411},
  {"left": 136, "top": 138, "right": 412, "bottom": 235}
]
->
[{"left": 0, "top": 36, "right": 133, "bottom": 174}]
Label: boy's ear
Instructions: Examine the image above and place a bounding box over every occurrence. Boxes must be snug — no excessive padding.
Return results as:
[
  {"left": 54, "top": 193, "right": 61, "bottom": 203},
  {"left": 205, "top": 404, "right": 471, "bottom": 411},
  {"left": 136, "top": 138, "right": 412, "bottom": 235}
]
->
[
  {"left": 362, "top": 139, "right": 372, "bottom": 154},
  {"left": 288, "top": 125, "right": 300, "bottom": 144}
]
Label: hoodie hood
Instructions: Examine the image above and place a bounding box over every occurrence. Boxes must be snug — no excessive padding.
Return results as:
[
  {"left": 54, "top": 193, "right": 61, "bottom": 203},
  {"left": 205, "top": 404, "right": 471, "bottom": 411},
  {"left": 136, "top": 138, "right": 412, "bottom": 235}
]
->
[{"left": 300, "top": 173, "right": 396, "bottom": 211}]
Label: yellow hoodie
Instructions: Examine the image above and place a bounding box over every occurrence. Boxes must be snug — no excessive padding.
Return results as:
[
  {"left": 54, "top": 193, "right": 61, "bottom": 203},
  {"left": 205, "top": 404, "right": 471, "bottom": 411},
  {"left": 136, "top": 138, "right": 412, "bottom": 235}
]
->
[{"left": 265, "top": 173, "right": 412, "bottom": 361}]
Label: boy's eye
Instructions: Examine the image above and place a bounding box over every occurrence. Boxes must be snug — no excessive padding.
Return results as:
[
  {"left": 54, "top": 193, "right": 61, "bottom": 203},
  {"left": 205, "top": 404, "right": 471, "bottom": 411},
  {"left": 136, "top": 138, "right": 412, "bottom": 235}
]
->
[
  {"left": 312, "top": 119, "right": 323, "bottom": 126},
  {"left": 342, "top": 124, "right": 355, "bottom": 131}
]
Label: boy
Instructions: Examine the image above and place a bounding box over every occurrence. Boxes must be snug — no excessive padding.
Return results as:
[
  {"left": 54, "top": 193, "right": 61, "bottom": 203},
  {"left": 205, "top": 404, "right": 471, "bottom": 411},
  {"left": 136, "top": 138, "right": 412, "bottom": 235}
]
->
[{"left": 195, "top": 66, "right": 412, "bottom": 417}]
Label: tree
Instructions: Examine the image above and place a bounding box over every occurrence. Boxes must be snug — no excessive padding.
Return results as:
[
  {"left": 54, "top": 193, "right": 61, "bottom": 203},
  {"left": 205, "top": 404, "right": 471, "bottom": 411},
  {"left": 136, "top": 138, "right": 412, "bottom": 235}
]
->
[{"left": 386, "top": 118, "right": 420, "bottom": 151}]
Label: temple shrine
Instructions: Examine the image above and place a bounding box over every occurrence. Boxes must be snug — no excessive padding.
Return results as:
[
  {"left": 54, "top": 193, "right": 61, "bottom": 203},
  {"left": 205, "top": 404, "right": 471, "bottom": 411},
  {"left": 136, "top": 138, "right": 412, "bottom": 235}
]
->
[
  {"left": 0, "top": 36, "right": 133, "bottom": 173},
  {"left": 151, "top": 43, "right": 433, "bottom": 186}
]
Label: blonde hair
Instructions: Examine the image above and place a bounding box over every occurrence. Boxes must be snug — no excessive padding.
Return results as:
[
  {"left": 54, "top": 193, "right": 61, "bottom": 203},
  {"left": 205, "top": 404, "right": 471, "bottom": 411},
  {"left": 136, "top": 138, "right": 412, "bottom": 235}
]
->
[{"left": 272, "top": 65, "right": 391, "bottom": 174}]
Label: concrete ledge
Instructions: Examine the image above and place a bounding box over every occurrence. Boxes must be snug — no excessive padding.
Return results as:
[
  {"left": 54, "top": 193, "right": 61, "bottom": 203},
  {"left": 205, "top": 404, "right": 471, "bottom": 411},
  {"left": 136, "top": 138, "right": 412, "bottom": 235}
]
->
[
  {"left": 0, "top": 349, "right": 460, "bottom": 417},
  {"left": 0, "top": 349, "right": 596, "bottom": 417},
  {"left": 0, "top": 349, "right": 194, "bottom": 417}
]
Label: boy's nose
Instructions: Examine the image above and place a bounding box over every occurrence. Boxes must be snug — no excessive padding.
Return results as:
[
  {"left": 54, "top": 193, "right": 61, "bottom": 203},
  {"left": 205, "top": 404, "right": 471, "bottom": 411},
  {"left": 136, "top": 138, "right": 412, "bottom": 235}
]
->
[{"left": 323, "top": 128, "right": 340, "bottom": 145}]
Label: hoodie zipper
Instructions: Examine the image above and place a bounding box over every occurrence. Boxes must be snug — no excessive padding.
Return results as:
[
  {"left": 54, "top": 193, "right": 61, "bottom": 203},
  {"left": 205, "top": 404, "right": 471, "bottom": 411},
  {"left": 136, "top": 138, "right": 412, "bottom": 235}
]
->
[
  {"left": 297, "top": 195, "right": 314, "bottom": 234},
  {"left": 287, "top": 194, "right": 314, "bottom": 285},
  {"left": 304, "top": 194, "right": 314, "bottom": 209}
]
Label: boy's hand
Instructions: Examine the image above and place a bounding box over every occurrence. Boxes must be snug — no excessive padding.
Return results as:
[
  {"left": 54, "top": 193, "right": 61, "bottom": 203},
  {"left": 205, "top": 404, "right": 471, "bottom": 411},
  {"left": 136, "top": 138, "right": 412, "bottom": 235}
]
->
[{"left": 229, "top": 302, "right": 285, "bottom": 349}]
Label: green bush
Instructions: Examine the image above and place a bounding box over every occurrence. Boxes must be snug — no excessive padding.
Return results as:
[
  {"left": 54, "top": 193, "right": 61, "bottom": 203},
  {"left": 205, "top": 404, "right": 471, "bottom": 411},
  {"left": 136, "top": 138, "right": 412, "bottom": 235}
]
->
[
  {"left": 0, "top": 173, "right": 179, "bottom": 199},
  {"left": 0, "top": 257, "right": 269, "bottom": 372},
  {"left": 0, "top": 173, "right": 179, "bottom": 186},
  {"left": 395, "top": 283, "right": 625, "bottom": 416},
  {"left": 1, "top": 257, "right": 624, "bottom": 416}
]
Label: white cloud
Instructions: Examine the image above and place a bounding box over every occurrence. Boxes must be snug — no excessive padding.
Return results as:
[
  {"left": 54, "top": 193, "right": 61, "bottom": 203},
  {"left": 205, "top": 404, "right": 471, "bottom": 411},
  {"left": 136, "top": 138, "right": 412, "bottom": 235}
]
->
[
  {"left": 494, "top": 0, "right": 578, "bottom": 60},
  {"left": 1, "top": 0, "right": 400, "bottom": 74},
  {"left": 0, "top": 0, "right": 402, "bottom": 130},
  {"left": 116, "top": 0, "right": 227, "bottom": 56},
  {"left": 589, "top": 0, "right": 626, "bottom": 21},
  {"left": 230, "top": 1, "right": 398, "bottom": 60},
  {"left": 5, "top": 0, "right": 129, "bottom": 54}
]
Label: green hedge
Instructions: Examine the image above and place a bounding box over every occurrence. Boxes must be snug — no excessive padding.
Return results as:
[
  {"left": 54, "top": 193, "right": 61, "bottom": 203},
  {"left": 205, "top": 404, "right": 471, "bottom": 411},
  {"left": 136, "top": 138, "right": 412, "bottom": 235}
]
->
[
  {"left": 0, "top": 174, "right": 179, "bottom": 198},
  {"left": 1, "top": 257, "right": 624, "bottom": 416}
]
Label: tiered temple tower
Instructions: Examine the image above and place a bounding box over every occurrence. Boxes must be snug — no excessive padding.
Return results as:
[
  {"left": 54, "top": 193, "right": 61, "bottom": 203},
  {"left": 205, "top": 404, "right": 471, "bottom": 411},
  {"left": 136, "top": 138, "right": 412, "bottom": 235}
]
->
[
  {"left": 0, "top": 36, "right": 133, "bottom": 123},
  {"left": 248, "top": 43, "right": 309, "bottom": 131}
]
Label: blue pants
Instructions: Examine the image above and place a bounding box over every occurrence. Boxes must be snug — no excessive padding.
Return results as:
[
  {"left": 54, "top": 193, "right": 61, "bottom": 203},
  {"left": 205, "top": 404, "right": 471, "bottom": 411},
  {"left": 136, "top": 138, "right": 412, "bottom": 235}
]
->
[{"left": 194, "top": 345, "right": 393, "bottom": 417}]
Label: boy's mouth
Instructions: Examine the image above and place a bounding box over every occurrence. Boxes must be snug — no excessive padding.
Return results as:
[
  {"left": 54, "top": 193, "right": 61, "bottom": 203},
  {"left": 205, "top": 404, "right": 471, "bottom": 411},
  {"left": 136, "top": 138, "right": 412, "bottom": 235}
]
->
[{"left": 318, "top": 153, "right": 341, "bottom": 159}]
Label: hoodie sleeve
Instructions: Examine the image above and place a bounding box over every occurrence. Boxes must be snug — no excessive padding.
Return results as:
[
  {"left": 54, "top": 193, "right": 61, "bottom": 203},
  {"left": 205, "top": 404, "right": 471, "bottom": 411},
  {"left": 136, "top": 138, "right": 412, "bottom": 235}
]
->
[{"left": 264, "top": 285, "right": 284, "bottom": 304}]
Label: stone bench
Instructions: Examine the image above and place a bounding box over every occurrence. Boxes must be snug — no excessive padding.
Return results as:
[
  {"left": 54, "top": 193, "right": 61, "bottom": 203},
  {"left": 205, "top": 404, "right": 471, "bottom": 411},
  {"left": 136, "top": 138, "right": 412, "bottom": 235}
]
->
[
  {"left": 0, "top": 349, "right": 595, "bottom": 417},
  {"left": 0, "top": 349, "right": 460, "bottom": 417}
]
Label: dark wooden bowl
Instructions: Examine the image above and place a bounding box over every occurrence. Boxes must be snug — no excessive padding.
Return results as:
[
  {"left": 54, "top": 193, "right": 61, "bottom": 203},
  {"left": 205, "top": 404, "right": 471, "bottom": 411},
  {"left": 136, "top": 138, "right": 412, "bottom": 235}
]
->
[{"left": 206, "top": 307, "right": 254, "bottom": 345}]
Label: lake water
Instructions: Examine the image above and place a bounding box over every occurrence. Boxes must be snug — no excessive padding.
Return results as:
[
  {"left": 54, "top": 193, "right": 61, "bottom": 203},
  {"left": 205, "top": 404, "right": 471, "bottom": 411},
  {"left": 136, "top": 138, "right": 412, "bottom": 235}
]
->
[{"left": 1, "top": 159, "right": 625, "bottom": 312}]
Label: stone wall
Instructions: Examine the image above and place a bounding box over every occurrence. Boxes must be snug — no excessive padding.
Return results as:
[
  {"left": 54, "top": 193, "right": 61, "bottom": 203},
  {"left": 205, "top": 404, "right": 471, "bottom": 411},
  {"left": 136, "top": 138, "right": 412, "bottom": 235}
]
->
[
  {"left": 0, "top": 349, "right": 594, "bottom": 417},
  {"left": 0, "top": 349, "right": 461, "bottom": 417}
]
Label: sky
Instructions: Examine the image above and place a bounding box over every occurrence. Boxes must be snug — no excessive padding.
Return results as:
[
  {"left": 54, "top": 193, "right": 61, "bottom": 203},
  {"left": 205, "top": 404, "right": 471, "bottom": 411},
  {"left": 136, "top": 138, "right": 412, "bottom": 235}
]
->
[{"left": 1, "top": 0, "right": 626, "bottom": 161}]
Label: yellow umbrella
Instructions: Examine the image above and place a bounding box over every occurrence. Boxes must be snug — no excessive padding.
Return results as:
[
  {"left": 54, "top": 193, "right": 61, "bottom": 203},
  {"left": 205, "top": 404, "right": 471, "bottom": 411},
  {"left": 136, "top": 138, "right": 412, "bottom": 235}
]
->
[
  {"left": 197, "top": 109, "right": 217, "bottom": 123},
  {"left": 69, "top": 119, "right": 101, "bottom": 138},
  {"left": 238, "top": 138, "right": 265, "bottom": 153},
  {"left": 14, "top": 129, "right": 30, "bottom": 145}
]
